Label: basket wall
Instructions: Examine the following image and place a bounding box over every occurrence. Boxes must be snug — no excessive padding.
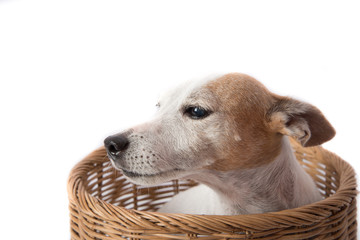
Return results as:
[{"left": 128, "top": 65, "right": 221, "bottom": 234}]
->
[{"left": 68, "top": 139, "right": 357, "bottom": 239}]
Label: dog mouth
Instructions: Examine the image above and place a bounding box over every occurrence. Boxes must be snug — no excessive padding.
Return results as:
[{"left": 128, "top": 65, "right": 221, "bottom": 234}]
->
[
  {"left": 119, "top": 168, "right": 184, "bottom": 179},
  {"left": 108, "top": 156, "right": 188, "bottom": 184}
]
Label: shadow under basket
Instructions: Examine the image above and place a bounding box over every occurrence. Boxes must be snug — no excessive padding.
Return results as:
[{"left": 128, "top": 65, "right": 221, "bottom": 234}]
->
[{"left": 68, "top": 139, "right": 357, "bottom": 240}]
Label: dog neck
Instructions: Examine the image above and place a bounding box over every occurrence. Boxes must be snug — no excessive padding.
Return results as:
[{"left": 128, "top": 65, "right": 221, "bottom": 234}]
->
[{"left": 186, "top": 137, "right": 321, "bottom": 214}]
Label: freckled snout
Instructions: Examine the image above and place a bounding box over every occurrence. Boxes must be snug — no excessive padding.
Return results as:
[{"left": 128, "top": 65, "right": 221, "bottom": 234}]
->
[{"left": 104, "top": 134, "right": 129, "bottom": 159}]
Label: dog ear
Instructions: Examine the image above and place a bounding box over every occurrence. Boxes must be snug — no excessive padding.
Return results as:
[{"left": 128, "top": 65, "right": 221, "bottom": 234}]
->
[{"left": 266, "top": 97, "right": 335, "bottom": 147}]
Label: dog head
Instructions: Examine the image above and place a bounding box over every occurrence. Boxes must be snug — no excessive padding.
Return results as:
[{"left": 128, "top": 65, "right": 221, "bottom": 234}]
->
[{"left": 104, "top": 73, "right": 335, "bottom": 185}]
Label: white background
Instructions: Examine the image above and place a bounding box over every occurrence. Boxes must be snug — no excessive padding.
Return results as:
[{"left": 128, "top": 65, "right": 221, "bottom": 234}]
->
[{"left": 0, "top": 0, "right": 359, "bottom": 239}]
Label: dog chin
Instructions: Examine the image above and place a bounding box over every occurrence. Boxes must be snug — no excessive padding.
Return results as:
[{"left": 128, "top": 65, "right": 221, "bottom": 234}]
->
[{"left": 119, "top": 168, "right": 186, "bottom": 186}]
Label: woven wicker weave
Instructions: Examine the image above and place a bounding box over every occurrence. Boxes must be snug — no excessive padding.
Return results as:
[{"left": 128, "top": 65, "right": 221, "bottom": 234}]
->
[{"left": 68, "top": 138, "right": 357, "bottom": 239}]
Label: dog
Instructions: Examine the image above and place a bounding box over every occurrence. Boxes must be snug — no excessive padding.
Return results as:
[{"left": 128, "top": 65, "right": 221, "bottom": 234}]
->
[{"left": 104, "top": 73, "right": 335, "bottom": 215}]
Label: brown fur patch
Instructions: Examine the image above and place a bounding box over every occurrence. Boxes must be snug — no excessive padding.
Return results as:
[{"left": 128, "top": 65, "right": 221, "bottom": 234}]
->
[
  {"left": 204, "top": 73, "right": 335, "bottom": 171},
  {"left": 205, "top": 73, "right": 283, "bottom": 170}
]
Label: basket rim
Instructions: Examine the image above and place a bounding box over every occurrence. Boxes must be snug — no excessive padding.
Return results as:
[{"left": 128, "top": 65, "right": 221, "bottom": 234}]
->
[{"left": 68, "top": 141, "right": 357, "bottom": 232}]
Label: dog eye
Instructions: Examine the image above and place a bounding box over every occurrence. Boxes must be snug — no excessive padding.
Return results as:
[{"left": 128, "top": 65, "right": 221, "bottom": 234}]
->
[{"left": 184, "top": 106, "right": 210, "bottom": 119}]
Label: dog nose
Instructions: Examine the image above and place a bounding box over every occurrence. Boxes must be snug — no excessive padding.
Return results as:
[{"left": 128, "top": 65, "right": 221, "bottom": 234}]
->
[{"left": 104, "top": 134, "right": 130, "bottom": 157}]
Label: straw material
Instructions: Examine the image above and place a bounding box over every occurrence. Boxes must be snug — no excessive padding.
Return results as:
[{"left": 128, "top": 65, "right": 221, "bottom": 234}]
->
[{"left": 68, "top": 138, "right": 357, "bottom": 239}]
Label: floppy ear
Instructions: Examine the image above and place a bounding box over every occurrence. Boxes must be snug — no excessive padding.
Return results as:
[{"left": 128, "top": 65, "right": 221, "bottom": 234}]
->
[{"left": 266, "top": 97, "right": 336, "bottom": 147}]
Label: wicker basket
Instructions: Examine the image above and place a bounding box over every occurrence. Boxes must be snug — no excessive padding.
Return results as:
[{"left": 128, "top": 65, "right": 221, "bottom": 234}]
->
[{"left": 68, "top": 138, "right": 357, "bottom": 239}]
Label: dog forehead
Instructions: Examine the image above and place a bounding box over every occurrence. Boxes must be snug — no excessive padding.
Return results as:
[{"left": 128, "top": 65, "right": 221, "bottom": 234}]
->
[
  {"left": 205, "top": 73, "right": 273, "bottom": 108},
  {"left": 158, "top": 73, "right": 273, "bottom": 113},
  {"left": 158, "top": 74, "right": 222, "bottom": 110}
]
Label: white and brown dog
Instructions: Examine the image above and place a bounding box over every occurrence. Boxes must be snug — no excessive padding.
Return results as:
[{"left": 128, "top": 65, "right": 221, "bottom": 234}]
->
[{"left": 104, "top": 73, "right": 335, "bottom": 215}]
